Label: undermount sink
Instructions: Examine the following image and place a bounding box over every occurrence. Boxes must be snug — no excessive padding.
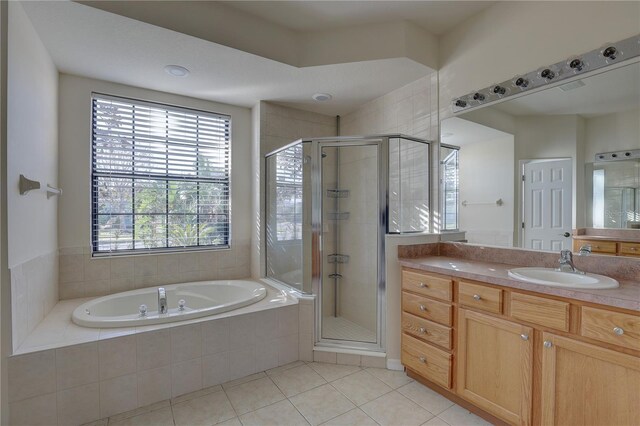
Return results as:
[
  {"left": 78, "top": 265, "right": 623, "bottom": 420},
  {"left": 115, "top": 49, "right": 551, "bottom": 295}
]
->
[{"left": 507, "top": 267, "right": 619, "bottom": 289}]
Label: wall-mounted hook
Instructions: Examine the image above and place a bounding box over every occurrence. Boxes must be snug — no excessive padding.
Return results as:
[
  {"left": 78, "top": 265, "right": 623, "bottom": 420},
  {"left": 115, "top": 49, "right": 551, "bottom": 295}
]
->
[
  {"left": 19, "top": 175, "right": 40, "bottom": 195},
  {"left": 46, "top": 184, "right": 62, "bottom": 198}
]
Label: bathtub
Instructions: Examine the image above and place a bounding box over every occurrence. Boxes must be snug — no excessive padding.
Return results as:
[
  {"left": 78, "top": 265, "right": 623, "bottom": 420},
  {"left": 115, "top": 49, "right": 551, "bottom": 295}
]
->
[{"left": 72, "top": 280, "right": 267, "bottom": 328}]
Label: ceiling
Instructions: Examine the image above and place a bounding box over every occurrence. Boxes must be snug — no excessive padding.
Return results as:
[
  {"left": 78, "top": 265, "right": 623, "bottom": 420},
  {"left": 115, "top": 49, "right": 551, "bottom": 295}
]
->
[
  {"left": 491, "top": 62, "right": 640, "bottom": 118},
  {"left": 222, "top": 1, "right": 495, "bottom": 35},
  {"left": 22, "top": 1, "right": 433, "bottom": 115},
  {"left": 441, "top": 117, "right": 512, "bottom": 147}
]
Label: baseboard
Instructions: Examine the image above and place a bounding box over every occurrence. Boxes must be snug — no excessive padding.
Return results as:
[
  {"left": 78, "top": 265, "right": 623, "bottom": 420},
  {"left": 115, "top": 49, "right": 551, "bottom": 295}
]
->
[{"left": 386, "top": 358, "right": 403, "bottom": 371}]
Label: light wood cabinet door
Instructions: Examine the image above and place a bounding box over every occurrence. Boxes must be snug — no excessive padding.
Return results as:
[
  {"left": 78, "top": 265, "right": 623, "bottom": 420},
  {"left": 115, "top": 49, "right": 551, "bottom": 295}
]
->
[
  {"left": 457, "top": 309, "right": 533, "bottom": 425},
  {"left": 541, "top": 333, "right": 640, "bottom": 426}
]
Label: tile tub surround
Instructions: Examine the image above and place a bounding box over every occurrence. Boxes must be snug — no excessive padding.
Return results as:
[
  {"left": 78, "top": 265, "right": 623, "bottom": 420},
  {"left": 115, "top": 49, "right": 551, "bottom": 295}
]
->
[
  {"left": 30, "top": 362, "right": 487, "bottom": 426},
  {"left": 10, "top": 251, "right": 59, "bottom": 352},
  {"left": 58, "top": 241, "right": 251, "bottom": 300},
  {"left": 8, "top": 295, "right": 300, "bottom": 425}
]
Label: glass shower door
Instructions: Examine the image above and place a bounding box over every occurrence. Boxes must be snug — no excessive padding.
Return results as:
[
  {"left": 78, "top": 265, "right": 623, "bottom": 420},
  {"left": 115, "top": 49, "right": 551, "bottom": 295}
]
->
[{"left": 319, "top": 142, "right": 381, "bottom": 345}]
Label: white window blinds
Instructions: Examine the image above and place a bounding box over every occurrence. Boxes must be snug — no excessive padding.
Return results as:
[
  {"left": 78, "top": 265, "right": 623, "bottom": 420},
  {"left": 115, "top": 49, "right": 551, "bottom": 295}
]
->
[{"left": 91, "top": 94, "right": 231, "bottom": 254}]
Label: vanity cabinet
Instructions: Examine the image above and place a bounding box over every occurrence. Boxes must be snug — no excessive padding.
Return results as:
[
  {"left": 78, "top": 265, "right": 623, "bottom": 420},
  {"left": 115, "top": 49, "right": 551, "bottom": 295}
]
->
[
  {"left": 540, "top": 333, "right": 640, "bottom": 426},
  {"left": 457, "top": 309, "right": 533, "bottom": 425},
  {"left": 572, "top": 238, "right": 640, "bottom": 257},
  {"left": 400, "top": 267, "right": 640, "bottom": 426}
]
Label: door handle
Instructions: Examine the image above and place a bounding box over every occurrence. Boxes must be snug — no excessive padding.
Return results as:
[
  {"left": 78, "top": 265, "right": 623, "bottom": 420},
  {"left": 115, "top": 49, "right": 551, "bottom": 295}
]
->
[{"left": 563, "top": 232, "right": 571, "bottom": 238}]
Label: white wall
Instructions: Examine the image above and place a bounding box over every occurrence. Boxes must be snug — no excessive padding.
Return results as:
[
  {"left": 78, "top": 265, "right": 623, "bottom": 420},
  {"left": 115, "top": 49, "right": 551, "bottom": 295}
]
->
[
  {"left": 7, "top": 2, "right": 59, "bottom": 351},
  {"left": 0, "top": 0, "right": 8, "bottom": 420},
  {"left": 438, "top": 1, "right": 640, "bottom": 119},
  {"left": 7, "top": 2, "right": 58, "bottom": 267},
  {"left": 459, "top": 136, "right": 514, "bottom": 247},
  {"left": 57, "top": 74, "right": 253, "bottom": 298}
]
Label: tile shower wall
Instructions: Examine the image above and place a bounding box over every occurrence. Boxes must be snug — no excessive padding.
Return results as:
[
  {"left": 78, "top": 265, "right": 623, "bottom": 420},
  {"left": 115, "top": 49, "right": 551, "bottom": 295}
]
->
[
  {"left": 340, "top": 74, "right": 439, "bottom": 232},
  {"left": 58, "top": 241, "right": 251, "bottom": 300},
  {"left": 10, "top": 252, "right": 59, "bottom": 351},
  {"left": 335, "top": 146, "right": 379, "bottom": 336},
  {"left": 8, "top": 304, "right": 299, "bottom": 425},
  {"left": 258, "top": 102, "right": 337, "bottom": 286}
]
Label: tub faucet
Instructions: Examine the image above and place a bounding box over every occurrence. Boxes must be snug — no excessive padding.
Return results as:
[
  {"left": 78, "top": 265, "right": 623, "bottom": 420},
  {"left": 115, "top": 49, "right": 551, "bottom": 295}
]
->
[
  {"left": 558, "top": 250, "right": 584, "bottom": 274},
  {"left": 158, "top": 287, "right": 168, "bottom": 314}
]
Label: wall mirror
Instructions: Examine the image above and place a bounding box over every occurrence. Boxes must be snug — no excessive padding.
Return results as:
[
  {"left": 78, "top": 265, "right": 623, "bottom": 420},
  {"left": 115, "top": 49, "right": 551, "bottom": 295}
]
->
[{"left": 441, "top": 59, "right": 640, "bottom": 251}]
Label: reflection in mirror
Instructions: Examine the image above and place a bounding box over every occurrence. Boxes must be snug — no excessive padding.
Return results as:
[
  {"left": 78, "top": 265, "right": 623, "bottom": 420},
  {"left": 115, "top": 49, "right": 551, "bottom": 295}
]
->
[
  {"left": 440, "top": 145, "right": 459, "bottom": 231},
  {"left": 589, "top": 160, "right": 640, "bottom": 229},
  {"left": 441, "top": 120, "right": 515, "bottom": 247},
  {"left": 441, "top": 60, "right": 640, "bottom": 251}
]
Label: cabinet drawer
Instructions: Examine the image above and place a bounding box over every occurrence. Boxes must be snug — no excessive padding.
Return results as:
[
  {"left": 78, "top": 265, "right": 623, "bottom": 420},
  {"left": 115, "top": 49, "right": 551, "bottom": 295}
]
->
[
  {"left": 619, "top": 242, "right": 640, "bottom": 257},
  {"left": 579, "top": 240, "right": 617, "bottom": 254},
  {"left": 402, "top": 292, "right": 453, "bottom": 326},
  {"left": 459, "top": 281, "right": 503, "bottom": 314},
  {"left": 402, "top": 312, "right": 452, "bottom": 349},
  {"left": 401, "top": 333, "right": 452, "bottom": 389},
  {"left": 581, "top": 307, "right": 640, "bottom": 350},
  {"left": 402, "top": 270, "right": 453, "bottom": 301},
  {"left": 510, "top": 292, "right": 570, "bottom": 332}
]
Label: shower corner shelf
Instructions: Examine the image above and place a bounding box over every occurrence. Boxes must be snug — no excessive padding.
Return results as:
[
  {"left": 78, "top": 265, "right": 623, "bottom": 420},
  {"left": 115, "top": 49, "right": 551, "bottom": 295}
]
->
[
  {"left": 328, "top": 254, "right": 350, "bottom": 264},
  {"left": 327, "top": 189, "right": 350, "bottom": 198},
  {"left": 327, "top": 211, "right": 350, "bottom": 220}
]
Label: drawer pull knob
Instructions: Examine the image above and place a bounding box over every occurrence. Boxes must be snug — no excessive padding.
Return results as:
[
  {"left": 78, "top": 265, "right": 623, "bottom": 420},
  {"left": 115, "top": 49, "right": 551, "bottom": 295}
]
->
[
  {"left": 520, "top": 334, "right": 529, "bottom": 341},
  {"left": 419, "top": 282, "right": 427, "bottom": 288},
  {"left": 613, "top": 327, "right": 624, "bottom": 335},
  {"left": 419, "top": 327, "right": 426, "bottom": 334},
  {"left": 473, "top": 294, "right": 482, "bottom": 301},
  {"left": 543, "top": 340, "right": 553, "bottom": 348},
  {"left": 419, "top": 356, "right": 426, "bottom": 363},
  {"left": 419, "top": 305, "right": 427, "bottom": 311}
]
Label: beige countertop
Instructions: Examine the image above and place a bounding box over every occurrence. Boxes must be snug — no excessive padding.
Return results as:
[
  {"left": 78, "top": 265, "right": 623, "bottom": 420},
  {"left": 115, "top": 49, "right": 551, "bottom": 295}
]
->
[{"left": 399, "top": 256, "right": 640, "bottom": 312}]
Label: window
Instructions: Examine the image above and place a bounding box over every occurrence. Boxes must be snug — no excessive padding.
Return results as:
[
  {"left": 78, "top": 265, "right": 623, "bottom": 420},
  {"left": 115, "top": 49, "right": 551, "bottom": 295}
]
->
[
  {"left": 91, "top": 94, "right": 231, "bottom": 254},
  {"left": 274, "top": 144, "right": 303, "bottom": 241},
  {"left": 441, "top": 146, "right": 459, "bottom": 231}
]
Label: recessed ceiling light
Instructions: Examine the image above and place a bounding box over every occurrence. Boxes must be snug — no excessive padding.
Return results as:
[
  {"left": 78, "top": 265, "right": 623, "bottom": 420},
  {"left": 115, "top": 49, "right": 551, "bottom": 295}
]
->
[
  {"left": 164, "top": 65, "right": 190, "bottom": 77},
  {"left": 312, "top": 93, "right": 332, "bottom": 102}
]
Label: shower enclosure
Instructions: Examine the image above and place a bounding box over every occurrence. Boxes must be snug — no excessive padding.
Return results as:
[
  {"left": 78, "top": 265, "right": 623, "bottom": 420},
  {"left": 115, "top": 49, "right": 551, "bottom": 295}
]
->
[{"left": 265, "top": 135, "right": 430, "bottom": 351}]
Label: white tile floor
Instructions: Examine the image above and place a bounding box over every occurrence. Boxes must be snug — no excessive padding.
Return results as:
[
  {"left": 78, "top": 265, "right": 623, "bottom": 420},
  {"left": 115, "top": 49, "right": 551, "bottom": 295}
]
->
[
  {"left": 83, "top": 361, "right": 492, "bottom": 426},
  {"left": 321, "top": 316, "right": 377, "bottom": 343}
]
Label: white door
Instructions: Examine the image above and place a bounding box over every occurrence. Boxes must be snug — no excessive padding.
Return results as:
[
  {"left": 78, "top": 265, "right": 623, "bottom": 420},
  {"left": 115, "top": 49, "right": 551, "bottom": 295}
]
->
[{"left": 522, "top": 159, "right": 572, "bottom": 251}]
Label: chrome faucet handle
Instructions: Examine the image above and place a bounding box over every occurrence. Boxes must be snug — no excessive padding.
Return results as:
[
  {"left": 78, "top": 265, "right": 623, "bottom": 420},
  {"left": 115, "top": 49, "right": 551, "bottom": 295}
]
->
[
  {"left": 579, "top": 244, "right": 592, "bottom": 256},
  {"left": 560, "top": 249, "right": 573, "bottom": 261}
]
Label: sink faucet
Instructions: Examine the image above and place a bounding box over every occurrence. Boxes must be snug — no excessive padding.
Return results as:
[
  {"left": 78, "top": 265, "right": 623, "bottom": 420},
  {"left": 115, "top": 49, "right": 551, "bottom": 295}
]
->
[
  {"left": 558, "top": 250, "right": 584, "bottom": 274},
  {"left": 579, "top": 244, "right": 592, "bottom": 256},
  {"left": 158, "top": 287, "right": 168, "bottom": 314}
]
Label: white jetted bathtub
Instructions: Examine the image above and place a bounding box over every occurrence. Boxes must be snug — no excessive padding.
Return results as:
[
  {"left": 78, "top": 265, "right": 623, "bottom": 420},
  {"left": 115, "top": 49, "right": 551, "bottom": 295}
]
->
[{"left": 72, "top": 280, "right": 267, "bottom": 328}]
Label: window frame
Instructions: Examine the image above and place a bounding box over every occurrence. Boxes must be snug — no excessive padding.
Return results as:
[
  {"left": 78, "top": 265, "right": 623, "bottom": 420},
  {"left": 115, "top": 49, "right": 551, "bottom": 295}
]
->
[{"left": 90, "top": 93, "right": 232, "bottom": 256}]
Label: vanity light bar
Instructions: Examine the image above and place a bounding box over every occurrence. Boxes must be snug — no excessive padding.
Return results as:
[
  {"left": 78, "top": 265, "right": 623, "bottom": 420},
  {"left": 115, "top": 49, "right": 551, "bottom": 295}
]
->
[
  {"left": 452, "top": 34, "right": 640, "bottom": 113},
  {"left": 595, "top": 149, "right": 640, "bottom": 162}
]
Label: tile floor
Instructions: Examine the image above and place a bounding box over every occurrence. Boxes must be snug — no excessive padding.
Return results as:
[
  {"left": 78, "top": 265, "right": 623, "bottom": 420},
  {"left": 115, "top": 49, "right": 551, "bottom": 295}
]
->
[{"left": 83, "top": 361, "right": 492, "bottom": 426}]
